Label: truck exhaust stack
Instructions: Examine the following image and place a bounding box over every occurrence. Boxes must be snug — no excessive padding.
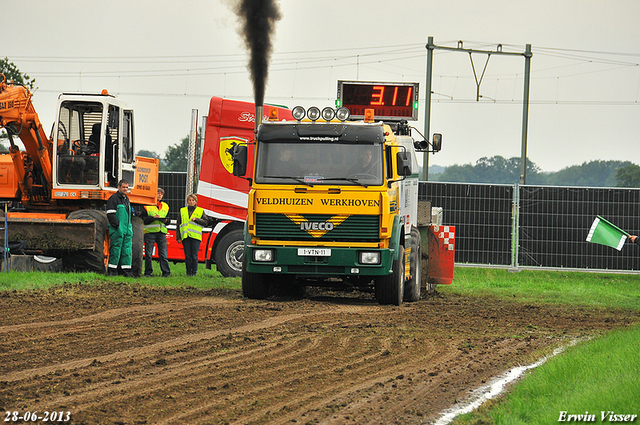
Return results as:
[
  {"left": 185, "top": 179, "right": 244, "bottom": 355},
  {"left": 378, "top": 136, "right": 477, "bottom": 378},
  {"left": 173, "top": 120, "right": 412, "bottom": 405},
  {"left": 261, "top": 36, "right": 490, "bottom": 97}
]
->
[{"left": 255, "top": 105, "right": 263, "bottom": 134}]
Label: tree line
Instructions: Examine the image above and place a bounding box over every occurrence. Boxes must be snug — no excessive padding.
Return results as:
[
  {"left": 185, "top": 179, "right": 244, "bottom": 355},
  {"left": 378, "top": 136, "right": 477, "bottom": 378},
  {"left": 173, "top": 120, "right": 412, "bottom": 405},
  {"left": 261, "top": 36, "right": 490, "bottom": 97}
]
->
[
  {"left": 428, "top": 156, "right": 640, "bottom": 188},
  {"left": 137, "top": 135, "right": 201, "bottom": 173}
]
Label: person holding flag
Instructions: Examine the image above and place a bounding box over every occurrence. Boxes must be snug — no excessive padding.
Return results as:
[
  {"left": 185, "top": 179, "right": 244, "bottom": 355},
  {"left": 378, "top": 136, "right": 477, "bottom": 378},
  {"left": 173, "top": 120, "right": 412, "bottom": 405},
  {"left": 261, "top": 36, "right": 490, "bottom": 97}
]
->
[{"left": 586, "top": 216, "right": 636, "bottom": 250}]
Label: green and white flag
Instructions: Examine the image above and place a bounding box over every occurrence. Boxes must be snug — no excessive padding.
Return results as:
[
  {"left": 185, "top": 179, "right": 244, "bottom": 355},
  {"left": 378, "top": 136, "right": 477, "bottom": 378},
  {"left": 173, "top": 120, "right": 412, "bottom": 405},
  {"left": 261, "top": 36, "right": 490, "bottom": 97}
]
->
[{"left": 586, "top": 216, "right": 629, "bottom": 251}]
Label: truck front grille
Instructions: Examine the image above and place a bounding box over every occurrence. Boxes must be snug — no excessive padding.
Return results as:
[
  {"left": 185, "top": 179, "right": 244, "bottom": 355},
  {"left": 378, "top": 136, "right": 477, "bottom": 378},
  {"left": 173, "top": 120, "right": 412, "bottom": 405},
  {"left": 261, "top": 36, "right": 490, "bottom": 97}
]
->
[{"left": 255, "top": 213, "right": 379, "bottom": 241}]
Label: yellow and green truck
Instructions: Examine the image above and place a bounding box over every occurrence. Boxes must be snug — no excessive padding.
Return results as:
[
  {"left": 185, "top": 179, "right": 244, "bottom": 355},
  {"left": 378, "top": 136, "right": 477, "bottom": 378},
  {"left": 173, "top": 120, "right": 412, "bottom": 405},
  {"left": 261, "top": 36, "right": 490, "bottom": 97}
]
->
[{"left": 232, "top": 81, "right": 450, "bottom": 305}]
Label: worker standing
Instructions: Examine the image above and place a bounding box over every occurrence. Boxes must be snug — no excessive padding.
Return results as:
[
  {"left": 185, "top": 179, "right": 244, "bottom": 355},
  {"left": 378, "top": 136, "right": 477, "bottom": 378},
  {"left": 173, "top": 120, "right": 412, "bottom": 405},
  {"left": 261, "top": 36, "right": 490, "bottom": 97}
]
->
[
  {"left": 106, "top": 179, "right": 133, "bottom": 276},
  {"left": 141, "top": 187, "right": 171, "bottom": 277},
  {"left": 177, "top": 193, "right": 212, "bottom": 276}
]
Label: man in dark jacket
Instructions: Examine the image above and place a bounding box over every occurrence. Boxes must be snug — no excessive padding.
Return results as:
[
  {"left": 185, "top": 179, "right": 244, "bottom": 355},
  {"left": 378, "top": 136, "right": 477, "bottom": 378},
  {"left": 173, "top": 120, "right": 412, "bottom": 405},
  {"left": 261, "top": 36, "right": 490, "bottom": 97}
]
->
[{"left": 106, "top": 179, "right": 133, "bottom": 276}]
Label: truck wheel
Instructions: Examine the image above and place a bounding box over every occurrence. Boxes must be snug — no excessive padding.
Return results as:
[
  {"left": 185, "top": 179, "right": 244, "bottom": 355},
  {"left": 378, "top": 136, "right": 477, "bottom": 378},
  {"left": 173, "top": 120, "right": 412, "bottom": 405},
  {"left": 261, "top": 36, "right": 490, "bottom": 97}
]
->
[
  {"left": 33, "top": 256, "right": 64, "bottom": 272},
  {"left": 404, "top": 228, "right": 421, "bottom": 302},
  {"left": 242, "top": 257, "right": 270, "bottom": 299},
  {"left": 375, "top": 244, "right": 405, "bottom": 306},
  {"left": 131, "top": 217, "right": 144, "bottom": 277},
  {"left": 214, "top": 228, "right": 243, "bottom": 277},
  {"left": 64, "top": 209, "right": 109, "bottom": 274}
]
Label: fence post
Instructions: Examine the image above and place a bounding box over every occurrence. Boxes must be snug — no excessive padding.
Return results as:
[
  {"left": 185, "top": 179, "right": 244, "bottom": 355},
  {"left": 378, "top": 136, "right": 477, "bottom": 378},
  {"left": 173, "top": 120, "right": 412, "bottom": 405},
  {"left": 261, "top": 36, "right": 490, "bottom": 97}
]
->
[
  {"left": 186, "top": 109, "right": 198, "bottom": 200},
  {"left": 511, "top": 184, "right": 520, "bottom": 269}
]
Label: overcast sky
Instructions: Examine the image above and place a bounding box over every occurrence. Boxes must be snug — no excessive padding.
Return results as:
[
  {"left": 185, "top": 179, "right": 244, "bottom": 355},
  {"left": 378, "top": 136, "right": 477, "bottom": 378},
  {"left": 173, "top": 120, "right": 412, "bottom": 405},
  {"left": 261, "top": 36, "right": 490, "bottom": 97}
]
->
[{"left": 5, "top": 0, "right": 640, "bottom": 172}]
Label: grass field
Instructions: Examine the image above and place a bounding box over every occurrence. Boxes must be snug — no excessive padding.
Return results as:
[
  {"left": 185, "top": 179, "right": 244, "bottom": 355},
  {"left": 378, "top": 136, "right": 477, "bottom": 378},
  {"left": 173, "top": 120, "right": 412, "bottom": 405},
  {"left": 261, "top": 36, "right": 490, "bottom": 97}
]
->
[
  {"left": 444, "top": 268, "right": 640, "bottom": 425},
  {"left": 0, "top": 262, "right": 239, "bottom": 292}
]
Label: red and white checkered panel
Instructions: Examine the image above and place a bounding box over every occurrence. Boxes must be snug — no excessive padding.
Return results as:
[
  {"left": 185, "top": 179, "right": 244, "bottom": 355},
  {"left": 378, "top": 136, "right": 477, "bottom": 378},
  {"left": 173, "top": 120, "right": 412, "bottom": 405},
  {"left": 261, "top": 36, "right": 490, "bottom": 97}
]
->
[{"left": 433, "top": 225, "right": 455, "bottom": 251}]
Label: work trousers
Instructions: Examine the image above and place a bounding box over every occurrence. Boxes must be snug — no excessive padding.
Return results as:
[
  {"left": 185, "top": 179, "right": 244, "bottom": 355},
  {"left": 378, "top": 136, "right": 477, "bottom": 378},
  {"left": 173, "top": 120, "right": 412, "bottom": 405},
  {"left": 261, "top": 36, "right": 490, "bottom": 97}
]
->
[
  {"left": 109, "top": 226, "right": 132, "bottom": 275},
  {"left": 182, "top": 237, "right": 201, "bottom": 276},
  {"left": 144, "top": 232, "right": 171, "bottom": 277}
]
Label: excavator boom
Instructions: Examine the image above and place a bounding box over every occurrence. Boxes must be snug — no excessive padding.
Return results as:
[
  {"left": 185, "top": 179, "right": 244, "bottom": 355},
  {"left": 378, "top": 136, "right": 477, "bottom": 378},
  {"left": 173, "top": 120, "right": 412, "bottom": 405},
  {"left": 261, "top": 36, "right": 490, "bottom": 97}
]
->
[{"left": 0, "top": 74, "right": 53, "bottom": 203}]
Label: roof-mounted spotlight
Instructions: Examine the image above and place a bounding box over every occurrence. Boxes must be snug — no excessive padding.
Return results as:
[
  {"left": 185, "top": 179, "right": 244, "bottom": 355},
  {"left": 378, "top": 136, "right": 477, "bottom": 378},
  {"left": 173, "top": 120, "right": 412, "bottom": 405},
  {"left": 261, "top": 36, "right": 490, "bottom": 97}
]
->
[
  {"left": 307, "top": 106, "right": 321, "bottom": 122},
  {"left": 292, "top": 106, "right": 306, "bottom": 121},
  {"left": 321, "top": 107, "right": 335, "bottom": 122},
  {"left": 335, "top": 107, "right": 350, "bottom": 122}
]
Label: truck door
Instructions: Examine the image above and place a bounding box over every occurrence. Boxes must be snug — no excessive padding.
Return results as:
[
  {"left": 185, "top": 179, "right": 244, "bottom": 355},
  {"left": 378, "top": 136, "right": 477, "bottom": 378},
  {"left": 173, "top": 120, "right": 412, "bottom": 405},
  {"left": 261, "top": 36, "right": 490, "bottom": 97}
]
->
[
  {"left": 105, "top": 105, "right": 120, "bottom": 187},
  {"left": 121, "top": 110, "right": 135, "bottom": 186}
]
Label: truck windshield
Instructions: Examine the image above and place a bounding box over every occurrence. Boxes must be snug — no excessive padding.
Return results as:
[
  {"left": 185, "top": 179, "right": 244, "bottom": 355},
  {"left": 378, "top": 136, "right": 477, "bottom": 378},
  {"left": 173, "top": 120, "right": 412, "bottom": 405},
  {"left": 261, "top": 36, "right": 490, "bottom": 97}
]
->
[{"left": 255, "top": 142, "right": 383, "bottom": 186}]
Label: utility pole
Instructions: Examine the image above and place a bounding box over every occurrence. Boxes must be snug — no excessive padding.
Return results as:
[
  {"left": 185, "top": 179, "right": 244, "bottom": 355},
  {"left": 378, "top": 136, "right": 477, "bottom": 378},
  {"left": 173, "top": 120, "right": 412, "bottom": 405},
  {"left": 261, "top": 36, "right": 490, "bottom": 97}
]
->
[
  {"left": 421, "top": 37, "right": 532, "bottom": 183},
  {"left": 520, "top": 44, "right": 532, "bottom": 185},
  {"left": 422, "top": 37, "right": 434, "bottom": 181}
]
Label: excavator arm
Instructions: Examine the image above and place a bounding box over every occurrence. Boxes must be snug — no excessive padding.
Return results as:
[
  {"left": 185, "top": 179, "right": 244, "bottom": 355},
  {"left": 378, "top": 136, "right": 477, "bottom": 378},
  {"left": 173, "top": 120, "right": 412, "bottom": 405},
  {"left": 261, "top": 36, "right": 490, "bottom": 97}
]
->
[{"left": 0, "top": 73, "right": 53, "bottom": 204}]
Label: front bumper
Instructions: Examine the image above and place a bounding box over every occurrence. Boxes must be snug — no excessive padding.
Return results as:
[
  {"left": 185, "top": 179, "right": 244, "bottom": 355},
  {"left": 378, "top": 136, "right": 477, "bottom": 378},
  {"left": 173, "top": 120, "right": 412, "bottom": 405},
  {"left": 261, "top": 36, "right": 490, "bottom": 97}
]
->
[{"left": 245, "top": 245, "right": 393, "bottom": 277}]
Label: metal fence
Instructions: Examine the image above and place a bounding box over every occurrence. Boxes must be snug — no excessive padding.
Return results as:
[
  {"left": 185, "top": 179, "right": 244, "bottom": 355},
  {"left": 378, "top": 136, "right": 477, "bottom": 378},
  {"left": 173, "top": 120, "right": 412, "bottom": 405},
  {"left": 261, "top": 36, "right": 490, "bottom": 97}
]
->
[
  {"left": 158, "top": 172, "right": 188, "bottom": 221},
  {"left": 419, "top": 182, "right": 640, "bottom": 272}
]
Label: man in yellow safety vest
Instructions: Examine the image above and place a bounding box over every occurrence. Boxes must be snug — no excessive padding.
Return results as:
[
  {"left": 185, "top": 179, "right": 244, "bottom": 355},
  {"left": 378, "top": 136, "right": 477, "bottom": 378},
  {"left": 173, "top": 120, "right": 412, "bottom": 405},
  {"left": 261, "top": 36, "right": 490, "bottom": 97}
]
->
[
  {"left": 141, "top": 187, "right": 171, "bottom": 277},
  {"left": 177, "top": 193, "right": 213, "bottom": 276}
]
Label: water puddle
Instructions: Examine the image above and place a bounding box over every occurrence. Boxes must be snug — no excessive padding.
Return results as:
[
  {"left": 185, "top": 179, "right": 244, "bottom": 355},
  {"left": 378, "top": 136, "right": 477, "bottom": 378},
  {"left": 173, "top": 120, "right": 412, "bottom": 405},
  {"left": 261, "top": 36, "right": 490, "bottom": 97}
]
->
[{"left": 432, "top": 339, "right": 584, "bottom": 425}]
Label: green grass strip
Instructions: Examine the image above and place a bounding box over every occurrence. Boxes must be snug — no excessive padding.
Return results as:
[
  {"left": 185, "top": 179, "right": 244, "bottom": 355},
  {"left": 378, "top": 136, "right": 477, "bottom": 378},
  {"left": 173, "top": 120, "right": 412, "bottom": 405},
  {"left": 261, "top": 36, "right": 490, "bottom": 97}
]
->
[
  {"left": 0, "top": 263, "right": 241, "bottom": 292},
  {"left": 442, "top": 267, "right": 640, "bottom": 311},
  {"left": 456, "top": 324, "right": 640, "bottom": 424}
]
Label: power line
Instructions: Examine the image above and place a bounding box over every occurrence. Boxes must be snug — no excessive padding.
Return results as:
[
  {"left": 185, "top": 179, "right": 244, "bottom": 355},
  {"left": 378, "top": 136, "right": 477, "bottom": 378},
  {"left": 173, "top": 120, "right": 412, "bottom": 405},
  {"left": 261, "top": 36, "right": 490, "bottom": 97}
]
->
[{"left": 17, "top": 40, "right": 640, "bottom": 106}]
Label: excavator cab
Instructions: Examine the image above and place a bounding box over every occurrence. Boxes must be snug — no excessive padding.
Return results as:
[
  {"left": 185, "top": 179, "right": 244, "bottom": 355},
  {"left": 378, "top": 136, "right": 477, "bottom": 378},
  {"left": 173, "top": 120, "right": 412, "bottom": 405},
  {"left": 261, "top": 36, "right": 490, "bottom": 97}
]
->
[
  {"left": 0, "top": 80, "right": 158, "bottom": 274},
  {"left": 53, "top": 92, "right": 134, "bottom": 190}
]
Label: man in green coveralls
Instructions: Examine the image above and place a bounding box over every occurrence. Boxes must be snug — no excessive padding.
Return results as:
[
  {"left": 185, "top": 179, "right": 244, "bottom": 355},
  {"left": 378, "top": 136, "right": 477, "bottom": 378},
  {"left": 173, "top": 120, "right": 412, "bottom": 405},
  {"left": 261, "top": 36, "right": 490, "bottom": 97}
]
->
[{"left": 106, "top": 179, "right": 133, "bottom": 276}]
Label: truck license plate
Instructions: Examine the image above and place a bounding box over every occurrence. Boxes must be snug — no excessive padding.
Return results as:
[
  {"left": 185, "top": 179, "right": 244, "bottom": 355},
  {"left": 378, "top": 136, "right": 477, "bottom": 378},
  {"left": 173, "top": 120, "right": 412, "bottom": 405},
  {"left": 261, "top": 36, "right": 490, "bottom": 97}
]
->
[{"left": 298, "top": 248, "right": 331, "bottom": 257}]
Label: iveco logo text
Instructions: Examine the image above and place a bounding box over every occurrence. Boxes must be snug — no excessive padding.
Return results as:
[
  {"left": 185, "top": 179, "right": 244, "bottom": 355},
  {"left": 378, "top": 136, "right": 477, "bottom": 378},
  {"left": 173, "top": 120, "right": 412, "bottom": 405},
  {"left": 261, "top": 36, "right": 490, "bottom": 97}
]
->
[{"left": 300, "top": 222, "right": 334, "bottom": 231}]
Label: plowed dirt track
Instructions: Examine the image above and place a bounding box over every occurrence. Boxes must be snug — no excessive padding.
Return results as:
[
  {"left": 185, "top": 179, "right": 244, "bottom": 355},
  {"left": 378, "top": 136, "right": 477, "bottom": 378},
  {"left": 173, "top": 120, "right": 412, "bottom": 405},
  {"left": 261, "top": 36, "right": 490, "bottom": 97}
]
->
[{"left": 1, "top": 282, "right": 638, "bottom": 425}]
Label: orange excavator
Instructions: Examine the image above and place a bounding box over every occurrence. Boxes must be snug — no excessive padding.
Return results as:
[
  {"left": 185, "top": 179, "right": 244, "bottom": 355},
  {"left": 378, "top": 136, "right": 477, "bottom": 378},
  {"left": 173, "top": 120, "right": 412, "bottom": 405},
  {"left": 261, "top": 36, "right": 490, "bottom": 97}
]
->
[{"left": 0, "top": 73, "right": 158, "bottom": 274}]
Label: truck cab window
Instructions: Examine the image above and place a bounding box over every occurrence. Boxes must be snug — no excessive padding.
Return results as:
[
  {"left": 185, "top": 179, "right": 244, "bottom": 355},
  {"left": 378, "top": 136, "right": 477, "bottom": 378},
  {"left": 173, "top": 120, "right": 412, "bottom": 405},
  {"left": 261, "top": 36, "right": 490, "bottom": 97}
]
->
[{"left": 255, "top": 142, "right": 383, "bottom": 186}]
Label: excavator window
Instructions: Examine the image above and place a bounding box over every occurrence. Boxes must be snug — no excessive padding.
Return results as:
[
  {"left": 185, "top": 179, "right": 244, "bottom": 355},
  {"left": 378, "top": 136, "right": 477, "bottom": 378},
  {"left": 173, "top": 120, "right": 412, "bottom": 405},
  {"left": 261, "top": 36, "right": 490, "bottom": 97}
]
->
[
  {"left": 105, "top": 105, "right": 120, "bottom": 187},
  {"left": 122, "top": 110, "right": 133, "bottom": 164},
  {"left": 56, "top": 101, "right": 103, "bottom": 185}
]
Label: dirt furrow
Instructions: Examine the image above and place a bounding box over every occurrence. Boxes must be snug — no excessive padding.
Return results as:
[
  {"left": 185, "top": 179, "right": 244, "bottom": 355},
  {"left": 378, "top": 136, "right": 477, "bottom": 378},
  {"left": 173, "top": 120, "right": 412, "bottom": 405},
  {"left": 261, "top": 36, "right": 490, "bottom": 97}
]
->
[
  {"left": 4, "top": 308, "right": 352, "bottom": 383},
  {"left": 1, "top": 284, "right": 637, "bottom": 425},
  {"left": 0, "top": 298, "right": 238, "bottom": 334}
]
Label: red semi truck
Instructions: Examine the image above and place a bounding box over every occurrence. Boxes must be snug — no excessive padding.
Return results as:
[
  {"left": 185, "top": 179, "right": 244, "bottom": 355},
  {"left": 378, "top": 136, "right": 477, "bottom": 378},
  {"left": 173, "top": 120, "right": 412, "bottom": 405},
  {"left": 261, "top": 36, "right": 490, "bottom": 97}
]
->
[{"left": 155, "top": 97, "right": 293, "bottom": 276}]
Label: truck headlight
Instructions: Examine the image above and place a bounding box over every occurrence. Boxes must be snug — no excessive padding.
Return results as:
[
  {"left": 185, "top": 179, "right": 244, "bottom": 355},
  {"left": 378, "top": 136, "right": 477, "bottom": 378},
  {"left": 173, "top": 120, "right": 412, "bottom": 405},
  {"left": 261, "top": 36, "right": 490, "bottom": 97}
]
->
[
  {"left": 253, "top": 249, "right": 274, "bottom": 262},
  {"left": 359, "top": 251, "right": 380, "bottom": 265}
]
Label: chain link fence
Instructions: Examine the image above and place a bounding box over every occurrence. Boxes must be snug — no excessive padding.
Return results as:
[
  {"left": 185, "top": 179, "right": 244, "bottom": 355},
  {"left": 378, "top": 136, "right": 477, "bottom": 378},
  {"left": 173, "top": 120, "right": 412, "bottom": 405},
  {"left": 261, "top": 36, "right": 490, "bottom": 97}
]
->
[{"left": 419, "top": 182, "right": 640, "bottom": 272}]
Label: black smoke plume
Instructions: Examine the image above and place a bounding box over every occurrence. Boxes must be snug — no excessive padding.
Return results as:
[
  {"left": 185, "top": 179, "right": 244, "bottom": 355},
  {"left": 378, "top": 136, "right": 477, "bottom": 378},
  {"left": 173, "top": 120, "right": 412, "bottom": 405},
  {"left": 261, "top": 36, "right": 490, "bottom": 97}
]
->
[{"left": 232, "top": 0, "right": 282, "bottom": 107}]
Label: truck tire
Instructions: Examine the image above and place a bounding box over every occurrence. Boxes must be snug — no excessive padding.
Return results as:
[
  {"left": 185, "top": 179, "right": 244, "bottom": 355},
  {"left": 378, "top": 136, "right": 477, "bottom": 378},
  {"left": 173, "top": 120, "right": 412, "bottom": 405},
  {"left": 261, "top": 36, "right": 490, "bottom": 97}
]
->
[
  {"left": 375, "top": 244, "right": 405, "bottom": 306},
  {"left": 242, "top": 257, "right": 270, "bottom": 299},
  {"left": 131, "top": 217, "right": 144, "bottom": 277},
  {"left": 214, "top": 228, "right": 244, "bottom": 277},
  {"left": 64, "top": 209, "right": 109, "bottom": 274},
  {"left": 404, "top": 228, "right": 421, "bottom": 302},
  {"left": 33, "top": 256, "right": 64, "bottom": 272}
]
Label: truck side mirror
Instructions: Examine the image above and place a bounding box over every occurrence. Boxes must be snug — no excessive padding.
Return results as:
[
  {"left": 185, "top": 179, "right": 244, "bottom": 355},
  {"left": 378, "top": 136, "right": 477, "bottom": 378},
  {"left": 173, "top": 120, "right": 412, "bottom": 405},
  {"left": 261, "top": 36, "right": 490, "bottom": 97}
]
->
[
  {"left": 432, "top": 133, "right": 442, "bottom": 152},
  {"left": 396, "top": 151, "right": 412, "bottom": 177},
  {"left": 232, "top": 144, "right": 248, "bottom": 177}
]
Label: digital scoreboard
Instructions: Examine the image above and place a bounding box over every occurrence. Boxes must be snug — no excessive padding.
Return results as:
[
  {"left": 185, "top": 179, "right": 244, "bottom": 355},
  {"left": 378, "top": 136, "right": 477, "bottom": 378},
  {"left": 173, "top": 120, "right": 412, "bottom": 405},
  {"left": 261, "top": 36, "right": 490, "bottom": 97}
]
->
[{"left": 337, "top": 81, "right": 419, "bottom": 121}]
